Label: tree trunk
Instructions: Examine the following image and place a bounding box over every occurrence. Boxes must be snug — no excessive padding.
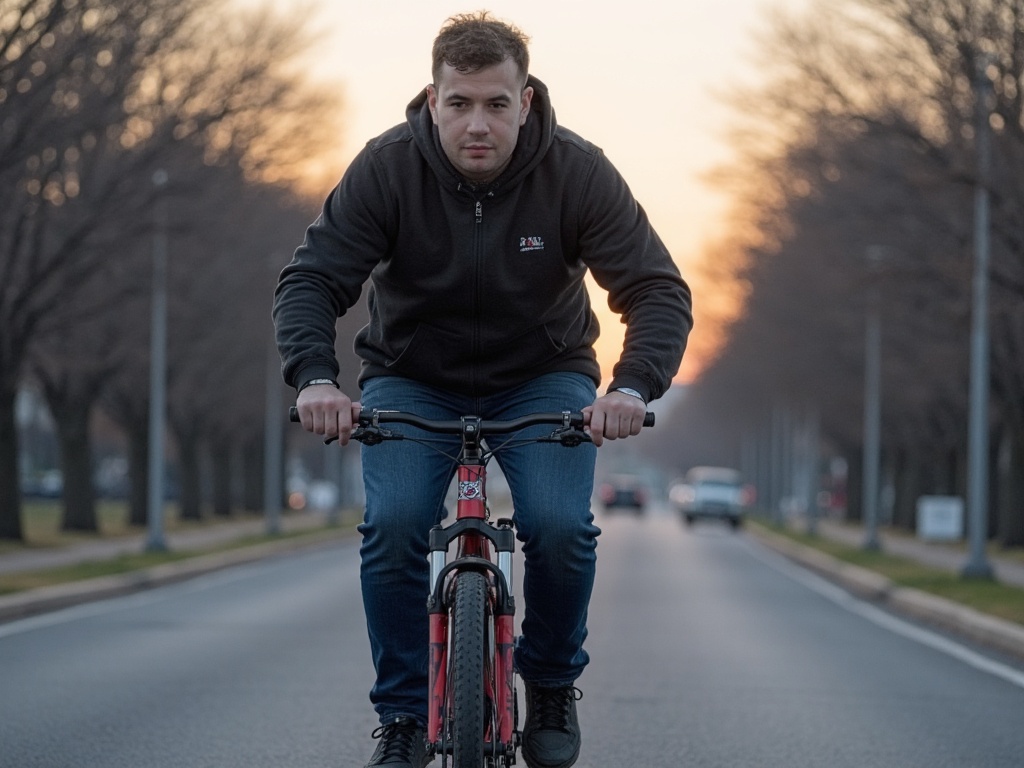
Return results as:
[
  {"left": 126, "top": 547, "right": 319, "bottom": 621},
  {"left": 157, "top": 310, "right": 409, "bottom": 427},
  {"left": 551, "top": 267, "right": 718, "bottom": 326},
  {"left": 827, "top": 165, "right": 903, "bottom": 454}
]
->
[
  {"left": 210, "top": 438, "right": 233, "bottom": 517},
  {"left": 57, "top": 404, "right": 98, "bottom": 532},
  {"left": 0, "top": 384, "right": 24, "bottom": 541},
  {"left": 126, "top": 421, "right": 149, "bottom": 527},
  {"left": 987, "top": 431, "right": 1002, "bottom": 544},
  {"left": 997, "top": 420, "right": 1024, "bottom": 548},
  {"left": 242, "top": 436, "right": 263, "bottom": 513},
  {"left": 40, "top": 378, "right": 101, "bottom": 533},
  {"left": 176, "top": 426, "right": 202, "bottom": 521},
  {"left": 890, "top": 445, "right": 920, "bottom": 532},
  {"left": 845, "top": 446, "right": 863, "bottom": 524}
]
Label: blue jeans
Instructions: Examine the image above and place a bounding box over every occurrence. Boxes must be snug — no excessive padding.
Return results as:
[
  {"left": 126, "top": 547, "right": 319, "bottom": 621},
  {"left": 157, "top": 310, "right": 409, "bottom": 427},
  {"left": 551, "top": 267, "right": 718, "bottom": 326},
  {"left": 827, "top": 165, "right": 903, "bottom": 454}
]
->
[{"left": 358, "top": 373, "right": 600, "bottom": 725}]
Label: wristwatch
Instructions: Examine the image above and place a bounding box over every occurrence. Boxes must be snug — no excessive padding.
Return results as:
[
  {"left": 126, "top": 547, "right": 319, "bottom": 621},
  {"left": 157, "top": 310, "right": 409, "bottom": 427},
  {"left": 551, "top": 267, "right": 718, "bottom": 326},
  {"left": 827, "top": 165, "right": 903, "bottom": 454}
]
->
[
  {"left": 611, "top": 387, "right": 646, "bottom": 404},
  {"left": 299, "top": 378, "right": 339, "bottom": 392}
]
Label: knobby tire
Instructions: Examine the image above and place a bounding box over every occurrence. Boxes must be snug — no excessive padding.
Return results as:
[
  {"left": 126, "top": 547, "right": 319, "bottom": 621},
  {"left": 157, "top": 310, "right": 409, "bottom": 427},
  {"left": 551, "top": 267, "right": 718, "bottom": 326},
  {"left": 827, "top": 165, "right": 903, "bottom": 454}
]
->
[{"left": 451, "top": 571, "right": 489, "bottom": 768}]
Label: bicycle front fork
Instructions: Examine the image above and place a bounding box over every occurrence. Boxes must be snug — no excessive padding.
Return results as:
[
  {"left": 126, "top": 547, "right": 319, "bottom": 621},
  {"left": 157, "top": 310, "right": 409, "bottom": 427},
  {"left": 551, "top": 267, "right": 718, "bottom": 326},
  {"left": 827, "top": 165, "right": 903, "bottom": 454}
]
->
[{"left": 425, "top": 520, "right": 518, "bottom": 756}]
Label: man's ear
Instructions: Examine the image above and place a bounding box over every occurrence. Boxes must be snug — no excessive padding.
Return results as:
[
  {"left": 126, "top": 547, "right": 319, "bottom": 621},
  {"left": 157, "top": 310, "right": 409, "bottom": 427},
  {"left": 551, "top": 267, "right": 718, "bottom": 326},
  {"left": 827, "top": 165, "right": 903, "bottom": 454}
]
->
[
  {"left": 427, "top": 84, "right": 439, "bottom": 125},
  {"left": 519, "top": 86, "right": 534, "bottom": 126}
]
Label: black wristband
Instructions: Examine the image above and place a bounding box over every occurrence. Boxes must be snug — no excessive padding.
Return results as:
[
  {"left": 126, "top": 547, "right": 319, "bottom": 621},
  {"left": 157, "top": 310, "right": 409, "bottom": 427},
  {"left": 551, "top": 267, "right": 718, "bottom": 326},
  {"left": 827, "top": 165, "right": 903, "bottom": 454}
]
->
[{"left": 298, "top": 378, "right": 339, "bottom": 393}]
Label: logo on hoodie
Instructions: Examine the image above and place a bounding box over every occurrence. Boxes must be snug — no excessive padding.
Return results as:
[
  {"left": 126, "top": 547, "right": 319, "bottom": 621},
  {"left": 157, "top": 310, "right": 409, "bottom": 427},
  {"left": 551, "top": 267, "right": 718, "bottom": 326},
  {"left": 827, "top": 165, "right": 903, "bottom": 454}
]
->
[{"left": 519, "top": 236, "right": 545, "bottom": 253}]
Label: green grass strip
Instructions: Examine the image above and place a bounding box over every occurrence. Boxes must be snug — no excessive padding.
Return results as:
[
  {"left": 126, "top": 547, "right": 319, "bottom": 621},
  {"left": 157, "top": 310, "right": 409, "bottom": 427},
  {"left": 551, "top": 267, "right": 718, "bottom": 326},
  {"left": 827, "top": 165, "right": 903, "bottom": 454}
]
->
[{"left": 751, "top": 520, "right": 1024, "bottom": 627}]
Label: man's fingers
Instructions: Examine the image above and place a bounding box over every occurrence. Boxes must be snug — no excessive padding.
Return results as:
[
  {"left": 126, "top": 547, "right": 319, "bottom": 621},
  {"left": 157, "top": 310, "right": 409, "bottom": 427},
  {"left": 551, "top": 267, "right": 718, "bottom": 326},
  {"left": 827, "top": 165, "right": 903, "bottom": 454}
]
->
[
  {"left": 585, "top": 393, "right": 647, "bottom": 446},
  {"left": 295, "top": 386, "right": 354, "bottom": 443},
  {"left": 587, "top": 408, "right": 606, "bottom": 447}
]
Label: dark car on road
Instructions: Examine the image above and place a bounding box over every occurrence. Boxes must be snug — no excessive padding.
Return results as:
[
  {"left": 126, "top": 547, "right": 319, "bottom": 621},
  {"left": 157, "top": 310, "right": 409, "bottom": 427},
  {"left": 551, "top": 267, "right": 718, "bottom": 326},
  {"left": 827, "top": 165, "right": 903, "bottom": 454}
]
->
[{"left": 598, "top": 473, "right": 648, "bottom": 514}]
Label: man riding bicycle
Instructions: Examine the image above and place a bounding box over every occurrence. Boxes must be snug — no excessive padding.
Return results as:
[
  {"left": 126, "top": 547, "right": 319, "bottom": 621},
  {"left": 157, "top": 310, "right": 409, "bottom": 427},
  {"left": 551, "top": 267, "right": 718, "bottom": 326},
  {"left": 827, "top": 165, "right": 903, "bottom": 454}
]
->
[{"left": 274, "top": 11, "right": 692, "bottom": 768}]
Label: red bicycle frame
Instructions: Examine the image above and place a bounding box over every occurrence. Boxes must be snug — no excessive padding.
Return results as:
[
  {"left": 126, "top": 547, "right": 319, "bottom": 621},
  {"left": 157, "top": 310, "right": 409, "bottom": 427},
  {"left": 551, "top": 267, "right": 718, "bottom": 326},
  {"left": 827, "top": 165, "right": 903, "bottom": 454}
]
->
[{"left": 426, "top": 438, "right": 517, "bottom": 760}]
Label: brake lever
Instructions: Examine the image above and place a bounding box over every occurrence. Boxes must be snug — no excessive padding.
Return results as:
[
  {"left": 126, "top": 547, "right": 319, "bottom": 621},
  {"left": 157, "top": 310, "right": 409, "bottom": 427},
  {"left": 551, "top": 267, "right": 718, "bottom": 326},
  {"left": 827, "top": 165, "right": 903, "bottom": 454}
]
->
[
  {"left": 546, "top": 427, "right": 592, "bottom": 447},
  {"left": 322, "top": 425, "right": 398, "bottom": 446}
]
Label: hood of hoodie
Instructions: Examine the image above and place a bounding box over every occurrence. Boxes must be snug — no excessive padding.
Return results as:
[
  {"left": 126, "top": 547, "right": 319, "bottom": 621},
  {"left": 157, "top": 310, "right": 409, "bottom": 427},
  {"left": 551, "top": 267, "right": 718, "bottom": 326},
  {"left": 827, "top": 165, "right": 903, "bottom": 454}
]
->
[{"left": 404, "top": 74, "right": 556, "bottom": 195}]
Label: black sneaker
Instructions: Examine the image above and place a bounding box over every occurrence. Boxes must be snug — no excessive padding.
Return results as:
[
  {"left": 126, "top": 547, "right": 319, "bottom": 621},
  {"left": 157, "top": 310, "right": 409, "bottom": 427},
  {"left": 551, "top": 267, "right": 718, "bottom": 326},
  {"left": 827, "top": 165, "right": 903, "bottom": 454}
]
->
[
  {"left": 364, "top": 716, "right": 431, "bottom": 767},
  {"left": 520, "top": 683, "right": 582, "bottom": 768}
]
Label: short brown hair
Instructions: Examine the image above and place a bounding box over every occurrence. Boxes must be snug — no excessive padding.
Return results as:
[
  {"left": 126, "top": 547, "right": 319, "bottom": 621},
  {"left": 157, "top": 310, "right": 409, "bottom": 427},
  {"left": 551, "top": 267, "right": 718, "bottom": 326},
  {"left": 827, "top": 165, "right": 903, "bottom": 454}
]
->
[{"left": 432, "top": 11, "right": 530, "bottom": 85}]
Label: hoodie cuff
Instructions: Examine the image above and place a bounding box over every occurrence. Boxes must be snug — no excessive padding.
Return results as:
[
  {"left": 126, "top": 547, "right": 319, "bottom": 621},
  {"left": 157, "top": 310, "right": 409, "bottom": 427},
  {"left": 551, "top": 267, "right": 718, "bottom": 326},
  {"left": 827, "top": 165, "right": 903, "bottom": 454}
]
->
[{"left": 294, "top": 364, "right": 341, "bottom": 393}]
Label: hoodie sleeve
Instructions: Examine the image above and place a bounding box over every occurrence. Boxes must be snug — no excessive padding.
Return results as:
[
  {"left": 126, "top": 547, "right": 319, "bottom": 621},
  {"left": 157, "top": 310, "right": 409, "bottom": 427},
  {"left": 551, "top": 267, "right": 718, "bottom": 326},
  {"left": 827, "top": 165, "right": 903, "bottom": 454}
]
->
[
  {"left": 272, "top": 147, "right": 393, "bottom": 390},
  {"left": 576, "top": 150, "right": 693, "bottom": 402}
]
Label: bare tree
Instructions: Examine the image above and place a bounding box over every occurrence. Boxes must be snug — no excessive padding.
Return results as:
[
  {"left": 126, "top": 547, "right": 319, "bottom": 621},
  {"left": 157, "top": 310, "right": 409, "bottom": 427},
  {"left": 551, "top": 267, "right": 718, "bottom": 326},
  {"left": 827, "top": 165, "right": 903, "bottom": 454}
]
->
[
  {"left": 0, "top": 0, "right": 193, "bottom": 538},
  {"left": 657, "top": 0, "right": 1024, "bottom": 540},
  {"left": 1, "top": 0, "right": 340, "bottom": 539}
]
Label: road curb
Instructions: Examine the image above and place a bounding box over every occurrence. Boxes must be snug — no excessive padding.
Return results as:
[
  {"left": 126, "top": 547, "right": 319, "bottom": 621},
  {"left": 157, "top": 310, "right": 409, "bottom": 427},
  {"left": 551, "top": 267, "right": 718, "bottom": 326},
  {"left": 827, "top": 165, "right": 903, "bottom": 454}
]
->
[
  {"left": 748, "top": 526, "right": 1024, "bottom": 662},
  {"left": 0, "top": 528, "right": 353, "bottom": 624}
]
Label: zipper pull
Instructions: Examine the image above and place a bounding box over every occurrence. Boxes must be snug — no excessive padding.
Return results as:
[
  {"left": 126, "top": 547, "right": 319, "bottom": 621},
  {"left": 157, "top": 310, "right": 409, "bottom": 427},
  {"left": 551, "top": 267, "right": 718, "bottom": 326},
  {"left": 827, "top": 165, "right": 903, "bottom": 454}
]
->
[{"left": 475, "top": 200, "right": 482, "bottom": 224}]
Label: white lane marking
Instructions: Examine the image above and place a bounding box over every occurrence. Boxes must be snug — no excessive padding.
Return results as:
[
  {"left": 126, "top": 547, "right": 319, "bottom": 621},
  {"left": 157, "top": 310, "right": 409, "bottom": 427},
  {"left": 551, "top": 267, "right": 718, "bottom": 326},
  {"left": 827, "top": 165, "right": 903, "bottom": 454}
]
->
[{"left": 745, "top": 540, "right": 1024, "bottom": 691}]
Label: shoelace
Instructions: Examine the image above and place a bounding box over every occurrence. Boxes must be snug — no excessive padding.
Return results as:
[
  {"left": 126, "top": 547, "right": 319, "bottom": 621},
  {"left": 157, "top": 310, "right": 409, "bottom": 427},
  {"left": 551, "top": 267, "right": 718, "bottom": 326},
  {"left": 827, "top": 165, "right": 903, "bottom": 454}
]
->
[
  {"left": 529, "top": 686, "right": 582, "bottom": 731},
  {"left": 371, "top": 719, "right": 420, "bottom": 762}
]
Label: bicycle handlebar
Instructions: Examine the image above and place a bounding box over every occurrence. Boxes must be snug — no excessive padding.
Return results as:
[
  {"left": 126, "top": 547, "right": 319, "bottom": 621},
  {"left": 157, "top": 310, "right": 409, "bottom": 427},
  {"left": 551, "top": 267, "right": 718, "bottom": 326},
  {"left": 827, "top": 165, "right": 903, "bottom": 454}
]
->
[{"left": 288, "top": 406, "right": 655, "bottom": 431}]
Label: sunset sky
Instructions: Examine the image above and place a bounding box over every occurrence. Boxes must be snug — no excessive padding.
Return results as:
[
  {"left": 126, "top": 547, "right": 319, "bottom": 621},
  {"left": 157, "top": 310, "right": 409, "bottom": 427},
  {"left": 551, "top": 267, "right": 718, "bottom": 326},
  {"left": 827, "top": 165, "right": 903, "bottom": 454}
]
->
[{"left": 248, "top": 0, "right": 809, "bottom": 384}]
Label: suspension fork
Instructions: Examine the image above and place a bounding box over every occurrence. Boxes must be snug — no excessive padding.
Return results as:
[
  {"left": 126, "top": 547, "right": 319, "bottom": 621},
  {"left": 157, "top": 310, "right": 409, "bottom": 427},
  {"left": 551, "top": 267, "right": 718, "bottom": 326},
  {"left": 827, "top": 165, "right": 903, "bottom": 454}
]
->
[
  {"left": 426, "top": 458, "right": 517, "bottom": 750},
  {"left": 427, "top": 458, "right": 488, "bottom": 746}
]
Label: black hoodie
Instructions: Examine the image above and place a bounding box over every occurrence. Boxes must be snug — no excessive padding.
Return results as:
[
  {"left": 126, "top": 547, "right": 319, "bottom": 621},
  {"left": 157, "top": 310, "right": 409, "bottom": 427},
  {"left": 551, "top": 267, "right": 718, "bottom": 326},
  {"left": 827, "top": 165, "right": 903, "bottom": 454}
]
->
[{"left": 273, "top": 75, "right": 692, "bottom": 402}]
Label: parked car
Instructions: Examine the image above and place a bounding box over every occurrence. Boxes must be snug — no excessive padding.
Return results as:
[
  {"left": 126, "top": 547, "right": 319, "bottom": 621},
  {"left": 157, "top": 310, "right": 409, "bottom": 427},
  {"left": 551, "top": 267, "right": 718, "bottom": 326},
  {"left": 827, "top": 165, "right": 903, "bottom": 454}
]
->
[
  {"left": 597, "top": 473, "right": 648, "bottom": 514},
  {"left": 670, "top": 466, "right": 745, "bottom": 529}
]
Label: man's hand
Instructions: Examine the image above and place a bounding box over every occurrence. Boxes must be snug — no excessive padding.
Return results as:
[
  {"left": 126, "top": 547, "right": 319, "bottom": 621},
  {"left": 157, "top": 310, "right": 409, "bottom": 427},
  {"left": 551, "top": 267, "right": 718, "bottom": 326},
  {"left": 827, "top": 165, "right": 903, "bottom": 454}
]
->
[
  {"left": 582, "top": 391, "right": 647, "bottom": 447},
  {"left": 295, "top": 384, "right": 362, "bottom": 446}
]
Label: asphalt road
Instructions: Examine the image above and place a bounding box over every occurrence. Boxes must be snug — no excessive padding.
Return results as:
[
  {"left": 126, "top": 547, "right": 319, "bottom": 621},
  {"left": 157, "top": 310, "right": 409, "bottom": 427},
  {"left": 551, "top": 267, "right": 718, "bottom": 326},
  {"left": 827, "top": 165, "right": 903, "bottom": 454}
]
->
[{"left": 2, "top": 507, "right": 1023, "bottom": 767}]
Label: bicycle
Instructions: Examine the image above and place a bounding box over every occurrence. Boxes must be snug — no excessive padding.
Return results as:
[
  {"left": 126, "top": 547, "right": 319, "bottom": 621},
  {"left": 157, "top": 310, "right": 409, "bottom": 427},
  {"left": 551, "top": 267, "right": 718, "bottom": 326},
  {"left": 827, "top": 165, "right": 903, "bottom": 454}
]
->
[{"left": 290, "top": 405, "right": 654, "bottom": 767}]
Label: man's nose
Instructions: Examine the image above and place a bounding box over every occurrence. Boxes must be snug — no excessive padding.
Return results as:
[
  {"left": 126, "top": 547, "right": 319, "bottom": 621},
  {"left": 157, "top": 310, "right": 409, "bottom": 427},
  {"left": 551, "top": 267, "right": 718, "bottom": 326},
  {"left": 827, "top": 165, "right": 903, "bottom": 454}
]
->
[{"left": 467, "top": 107, "right": 490, "bottom": 134}]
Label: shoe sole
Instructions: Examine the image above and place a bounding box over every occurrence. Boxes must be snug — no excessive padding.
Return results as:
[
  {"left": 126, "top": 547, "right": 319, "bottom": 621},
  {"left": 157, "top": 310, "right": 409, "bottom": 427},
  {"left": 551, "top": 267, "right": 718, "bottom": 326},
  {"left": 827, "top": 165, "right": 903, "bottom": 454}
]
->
[{"left": 520, "top": 742, "right": 580, "bottom": 768}]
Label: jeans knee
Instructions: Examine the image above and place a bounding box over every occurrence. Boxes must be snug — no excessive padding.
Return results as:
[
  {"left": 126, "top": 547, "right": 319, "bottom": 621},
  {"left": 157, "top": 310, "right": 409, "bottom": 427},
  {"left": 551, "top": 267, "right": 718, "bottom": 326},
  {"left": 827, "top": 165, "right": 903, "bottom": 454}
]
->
[
  {"left": 520, "top": 513, "right": 598, "bottom": 566},
  {"left": 360, "top": 507, "right": 433, "bottom": 573}
]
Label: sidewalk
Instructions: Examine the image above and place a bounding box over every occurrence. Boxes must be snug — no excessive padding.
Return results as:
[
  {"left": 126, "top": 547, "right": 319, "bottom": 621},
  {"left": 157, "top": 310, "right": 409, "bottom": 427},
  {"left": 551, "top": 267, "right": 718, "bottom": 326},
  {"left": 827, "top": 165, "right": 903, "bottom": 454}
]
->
[
  {"left": 804, "top": 517, "right": 1024, "bottom": 589},
  {"left": 0, "top": 510, "right": 355, "bottom": 623},
  {"left": 0, "top": 510, "right": 338, "bottom": 576}
]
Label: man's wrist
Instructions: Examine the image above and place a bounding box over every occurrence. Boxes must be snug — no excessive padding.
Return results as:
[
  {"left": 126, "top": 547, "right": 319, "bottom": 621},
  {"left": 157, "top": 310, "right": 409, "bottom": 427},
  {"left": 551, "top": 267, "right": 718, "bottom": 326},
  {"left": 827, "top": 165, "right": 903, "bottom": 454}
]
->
[
  {"left": 610, "top": 387, "right": 646, "bottom": 404},
  {"left": 298, "top": 378, "right": 339, "bottom": 393}
]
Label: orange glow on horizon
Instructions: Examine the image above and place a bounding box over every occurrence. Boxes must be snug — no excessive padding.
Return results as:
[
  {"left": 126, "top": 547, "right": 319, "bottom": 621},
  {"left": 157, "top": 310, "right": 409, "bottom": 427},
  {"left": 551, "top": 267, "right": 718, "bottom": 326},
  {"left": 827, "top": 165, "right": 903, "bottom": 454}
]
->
[{"left": 588, "top": 265, "right": 740, "bottom": 389}]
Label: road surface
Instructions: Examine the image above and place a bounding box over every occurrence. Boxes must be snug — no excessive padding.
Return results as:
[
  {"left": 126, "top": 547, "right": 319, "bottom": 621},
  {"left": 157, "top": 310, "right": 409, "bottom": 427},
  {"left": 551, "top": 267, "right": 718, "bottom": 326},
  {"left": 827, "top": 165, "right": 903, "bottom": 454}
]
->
[{"left": 2, "top": 507, "right": 1022, "bottom": 767}]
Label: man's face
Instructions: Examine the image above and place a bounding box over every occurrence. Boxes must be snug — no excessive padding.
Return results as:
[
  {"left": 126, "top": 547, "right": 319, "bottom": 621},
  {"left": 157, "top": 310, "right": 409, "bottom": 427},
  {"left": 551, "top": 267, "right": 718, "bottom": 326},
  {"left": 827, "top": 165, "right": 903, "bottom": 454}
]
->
[{"left": 427, "top": 58, "right": 533, "bottom": 184}]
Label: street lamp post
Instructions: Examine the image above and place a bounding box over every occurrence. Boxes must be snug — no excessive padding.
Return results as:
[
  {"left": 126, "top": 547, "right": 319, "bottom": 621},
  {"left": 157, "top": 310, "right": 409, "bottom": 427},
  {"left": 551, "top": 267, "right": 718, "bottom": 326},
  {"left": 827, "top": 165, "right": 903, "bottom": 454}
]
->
[
  {"left": 862, "top": 246, "right": 883, "bottom": 551},
  {"left": 962, "top": 56, "right": 995, "bottom": 580},
  {"left": 263, "top": 328, "right": 283, "bottom": 536},
  {"left": 146, "top": 170, "right": 169, "bottom": 552}
]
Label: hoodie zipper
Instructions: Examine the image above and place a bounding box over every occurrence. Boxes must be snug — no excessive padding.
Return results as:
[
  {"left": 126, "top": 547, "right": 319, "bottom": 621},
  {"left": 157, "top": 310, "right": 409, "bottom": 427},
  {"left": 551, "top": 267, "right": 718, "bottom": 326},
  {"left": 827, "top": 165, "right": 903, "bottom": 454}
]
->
[
  {"left": 464, "top": 188, "right": 492, "bottom": 395},
  {"left": 466, "top": 192, "right": 484, "bottom": 394},
  {"left": 471, "top": 192, "right": 491, "bottom": 397}
]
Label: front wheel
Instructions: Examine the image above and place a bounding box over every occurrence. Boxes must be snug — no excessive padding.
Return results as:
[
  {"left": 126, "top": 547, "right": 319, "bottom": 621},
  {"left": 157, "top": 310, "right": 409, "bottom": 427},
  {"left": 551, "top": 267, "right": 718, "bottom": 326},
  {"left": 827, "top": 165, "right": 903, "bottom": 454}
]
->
[{"left": 450, "top": 571, "right": 488, "bottom": 768}]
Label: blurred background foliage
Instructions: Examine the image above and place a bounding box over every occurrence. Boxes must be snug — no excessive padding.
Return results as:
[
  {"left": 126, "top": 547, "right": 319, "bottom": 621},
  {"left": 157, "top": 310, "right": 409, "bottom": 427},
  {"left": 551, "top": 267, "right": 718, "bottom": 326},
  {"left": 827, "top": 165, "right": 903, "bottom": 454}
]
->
[
  {"left": 2, "top": 0, "right": 1022, "bottom": 551},
  {"left": 648, "top": 0, "right": 1024, "bottom": 547}
]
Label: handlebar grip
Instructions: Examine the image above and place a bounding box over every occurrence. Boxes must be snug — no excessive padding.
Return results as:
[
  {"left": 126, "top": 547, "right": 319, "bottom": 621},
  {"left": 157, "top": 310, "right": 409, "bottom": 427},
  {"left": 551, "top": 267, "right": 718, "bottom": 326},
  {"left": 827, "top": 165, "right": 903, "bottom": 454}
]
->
[{"left": 643, "top": 412, "right": 655, "bottom": 428}]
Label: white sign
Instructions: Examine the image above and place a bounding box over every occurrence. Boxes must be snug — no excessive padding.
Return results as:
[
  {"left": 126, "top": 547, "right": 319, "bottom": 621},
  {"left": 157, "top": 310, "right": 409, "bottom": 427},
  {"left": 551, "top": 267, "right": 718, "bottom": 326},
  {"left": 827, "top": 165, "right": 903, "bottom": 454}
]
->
[{"left": 916, "top": 496, "right": 964, "bottom": 542}]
